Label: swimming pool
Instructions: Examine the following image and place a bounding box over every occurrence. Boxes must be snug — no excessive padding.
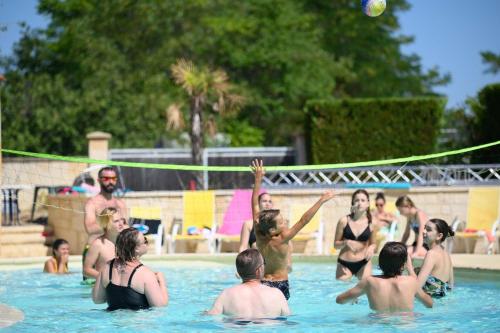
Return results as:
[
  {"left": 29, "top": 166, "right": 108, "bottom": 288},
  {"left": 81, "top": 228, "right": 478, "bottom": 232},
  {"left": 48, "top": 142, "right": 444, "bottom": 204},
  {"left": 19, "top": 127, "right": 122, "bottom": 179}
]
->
[{"left": 1, "top": 259, "right": 499, "bottom": 332}]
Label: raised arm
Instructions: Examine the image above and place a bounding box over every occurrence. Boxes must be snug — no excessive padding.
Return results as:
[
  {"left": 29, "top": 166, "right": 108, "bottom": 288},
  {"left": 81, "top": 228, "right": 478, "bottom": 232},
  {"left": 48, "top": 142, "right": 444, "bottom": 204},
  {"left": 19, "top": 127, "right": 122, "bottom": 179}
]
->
[
  {"left": 283, "top": 191, "right": 336, "bottom": 242},
  {"left": 336, "top": 279, "right": 367, "bottom": 304},
  {"left": 251, "top": 159, "right": 264, "bottom": 225}
]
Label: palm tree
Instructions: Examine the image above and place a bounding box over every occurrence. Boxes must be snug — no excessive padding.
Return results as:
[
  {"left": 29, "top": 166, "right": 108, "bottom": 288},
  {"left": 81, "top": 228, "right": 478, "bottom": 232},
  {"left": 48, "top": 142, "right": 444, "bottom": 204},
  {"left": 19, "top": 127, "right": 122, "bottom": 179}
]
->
[{"left": 169, "top": 59, "right": 243, "bottom": 188}]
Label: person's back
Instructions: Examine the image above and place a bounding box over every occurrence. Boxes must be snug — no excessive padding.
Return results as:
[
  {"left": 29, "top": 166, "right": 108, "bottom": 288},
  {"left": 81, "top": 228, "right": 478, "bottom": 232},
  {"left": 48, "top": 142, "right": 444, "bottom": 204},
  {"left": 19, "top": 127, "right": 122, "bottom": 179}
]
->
[
  {"left": 337, "top": 242, "right": 432, "bottom": 313},
  {"left": 207, "top": 249, "right": 290, "bottom": 318},
  {"left": 364, "top": 275, "right": 422, "bottom": 312},
  {"left": 217, "top": 283, "right": 288, "bottom": 318}
]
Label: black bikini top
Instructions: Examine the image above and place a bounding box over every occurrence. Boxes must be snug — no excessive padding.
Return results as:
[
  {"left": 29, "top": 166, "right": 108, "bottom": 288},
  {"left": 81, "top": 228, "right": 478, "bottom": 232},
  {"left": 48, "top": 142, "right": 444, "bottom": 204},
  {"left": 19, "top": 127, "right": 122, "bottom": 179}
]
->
[
  {"left": 105, "top": 259, "right": 150, "bottom": 311},
  {"left": 343, "top": 218, "right": 371, "bottom": 242}
]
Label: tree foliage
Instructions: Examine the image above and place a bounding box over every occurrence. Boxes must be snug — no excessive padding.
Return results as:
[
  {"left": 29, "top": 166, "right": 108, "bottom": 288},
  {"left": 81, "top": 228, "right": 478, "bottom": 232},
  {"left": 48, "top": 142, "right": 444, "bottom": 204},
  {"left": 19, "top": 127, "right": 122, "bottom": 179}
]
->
[{"left": 1, "top": 0, "right": 449, "bottom": 155}]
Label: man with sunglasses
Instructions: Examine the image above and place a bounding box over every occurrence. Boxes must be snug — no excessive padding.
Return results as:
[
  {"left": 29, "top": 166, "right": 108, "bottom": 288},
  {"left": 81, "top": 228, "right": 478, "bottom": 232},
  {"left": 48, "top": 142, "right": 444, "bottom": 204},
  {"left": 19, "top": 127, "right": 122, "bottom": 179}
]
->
[
  {"left": 84, "top": 167, "right": 127, "bottom": 244},
  {"left": 206, "top": 249, "right": 290, "bottom": 318},
  {"left": 83, "top": 167, "right": 127, "bottom": 282}
]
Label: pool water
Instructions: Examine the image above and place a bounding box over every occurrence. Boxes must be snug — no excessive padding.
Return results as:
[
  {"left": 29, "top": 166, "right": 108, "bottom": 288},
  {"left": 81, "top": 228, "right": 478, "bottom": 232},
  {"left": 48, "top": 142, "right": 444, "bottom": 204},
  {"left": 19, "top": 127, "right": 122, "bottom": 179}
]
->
[{"left": 1, "top": 261, "right": 499, "bottom": 332}]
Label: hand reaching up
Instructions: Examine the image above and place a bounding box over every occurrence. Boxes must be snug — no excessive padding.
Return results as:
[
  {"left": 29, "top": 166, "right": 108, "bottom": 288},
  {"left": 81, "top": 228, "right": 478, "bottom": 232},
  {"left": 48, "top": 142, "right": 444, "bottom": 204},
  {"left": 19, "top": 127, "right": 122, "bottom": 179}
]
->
[
  {"left": 251, "top": 159, "right": 265, "bottom": 179},
  {"left": 319, "top": 190, "right": 336, "bottom": 204}
]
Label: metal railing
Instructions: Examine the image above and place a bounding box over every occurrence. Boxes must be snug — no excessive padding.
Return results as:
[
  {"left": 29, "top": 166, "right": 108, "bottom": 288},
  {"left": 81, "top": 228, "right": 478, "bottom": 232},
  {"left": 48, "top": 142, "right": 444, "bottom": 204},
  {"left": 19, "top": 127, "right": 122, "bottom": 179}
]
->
[{"left": 262, "top": 164, "right": 500, "bottom": 188}]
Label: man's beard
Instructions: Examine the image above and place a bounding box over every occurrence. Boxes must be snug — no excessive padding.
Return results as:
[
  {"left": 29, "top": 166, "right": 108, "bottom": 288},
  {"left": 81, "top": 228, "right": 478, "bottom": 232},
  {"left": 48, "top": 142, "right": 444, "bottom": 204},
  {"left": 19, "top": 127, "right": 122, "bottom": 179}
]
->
[{"left": 101, "top": 184, "right": 116, "bottom": 193}]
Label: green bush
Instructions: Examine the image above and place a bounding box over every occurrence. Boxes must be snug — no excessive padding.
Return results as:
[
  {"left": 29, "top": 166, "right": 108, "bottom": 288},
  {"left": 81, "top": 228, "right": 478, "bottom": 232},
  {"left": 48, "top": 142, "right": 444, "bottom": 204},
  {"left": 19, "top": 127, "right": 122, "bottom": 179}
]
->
[
  {"left": 306, "top": 98, "right": 445, "bottom": 164},
  {"left": 471, "top": 83, "right": 500, "bottom": 163}
]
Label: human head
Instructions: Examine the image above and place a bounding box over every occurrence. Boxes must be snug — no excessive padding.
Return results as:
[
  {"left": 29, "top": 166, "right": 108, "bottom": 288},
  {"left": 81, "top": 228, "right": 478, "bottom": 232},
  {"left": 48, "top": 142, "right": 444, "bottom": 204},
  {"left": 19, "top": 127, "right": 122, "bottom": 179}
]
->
[
  {"left": 379, "top": 242, "right": 407, "bottom": 277},
  {"left": 375, "top": 192, "right": 386, "bottom": 211},
  {"left": 258, "top": 192, "right": 273, "bottom": 210},
  {"left": 257, "top": 209, "right": 285, "bottom": 237},
  {"left": 98, "top": 166, "right": 118, "bottom": 194},
  {"left": 350, "top": 189, "right": 371, "bottom": 222},
  {"left": 52, "top": 239, "right": 70, "bottom": 258},
  {"left": 236, "top": 249, "right": 265, "bottom": 281},
  {"left": 395, "top": 195, "right": 415, "bottom": 217},
  {"left": 97, "top": 207, "right": 128, "bottom": 235},
  {"left": 115, "top": 228, "right": 148, "bottom": 263},
  {"left": 424, "top": 218, "right": 455, "bottom": 244}
]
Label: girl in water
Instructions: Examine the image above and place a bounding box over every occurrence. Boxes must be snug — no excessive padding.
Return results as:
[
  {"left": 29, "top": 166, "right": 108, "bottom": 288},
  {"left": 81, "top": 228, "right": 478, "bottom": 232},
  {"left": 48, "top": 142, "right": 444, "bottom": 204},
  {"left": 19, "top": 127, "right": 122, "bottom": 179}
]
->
[
  {"left": 44, "top": 239, "right": 70, "bottom": 274},
  {"left": 334, "top": 189, "right": 377, "bottom": 281},
  {"left": 411, "top": 218, "right": 454, "bottom": 297},
  {"left": 396, "top": 195, "right": 428, "bottom": 258}
]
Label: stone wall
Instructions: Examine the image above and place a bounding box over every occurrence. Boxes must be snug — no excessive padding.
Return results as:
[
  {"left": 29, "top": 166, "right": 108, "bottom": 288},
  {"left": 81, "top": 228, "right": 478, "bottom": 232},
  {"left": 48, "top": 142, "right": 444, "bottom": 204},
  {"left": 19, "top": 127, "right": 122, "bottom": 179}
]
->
[{"left": 46, "top": 186, "right": 475, "bottom": 254}]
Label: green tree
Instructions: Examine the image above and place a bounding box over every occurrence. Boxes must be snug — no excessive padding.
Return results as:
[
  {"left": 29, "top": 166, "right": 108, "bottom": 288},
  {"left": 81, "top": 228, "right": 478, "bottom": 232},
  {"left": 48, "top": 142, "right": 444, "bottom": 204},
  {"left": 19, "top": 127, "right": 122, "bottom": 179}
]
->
[
  {"left": 481, "top": 51, "right": 500, "bottom": 75},
  {"left": 168, "top": 59, "right": 243, "bottom": 186},
  {"left": 1, "top": 0, "right": 449, "bottom": 155}
]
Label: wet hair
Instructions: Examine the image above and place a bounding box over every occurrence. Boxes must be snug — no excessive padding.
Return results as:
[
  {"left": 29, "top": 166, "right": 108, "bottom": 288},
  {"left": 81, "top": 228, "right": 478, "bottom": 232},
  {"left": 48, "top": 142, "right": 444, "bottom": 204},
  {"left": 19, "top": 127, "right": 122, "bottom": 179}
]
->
[
  {"left": 350, "top": 189, "right": 372, "bottom": 224},
  {"left": 375, "top": 192, "right": 386, "bottom": 203},
  {"left": 395, "top": 195, "right": 415, "bottom": 208},
  {"left": 236, "top": 249, "right": 264, "bottom": 280},
  {"left": 115, "top": 228, "right": 140, "bottom": 264},
  {"left": 379, "top": 242, "right": 407, "bottom": 277},
  {"left": 257, "top": 209, "right": 281, "bottom": 237},
  {"left": 97, "top": 207, "right": 118, "bottom": 231},
  {"left": 98, "top": 166, "right": 117, "bottom": 178},
  {"left": 428, "top": 218, "right": 455, "bottom": 242},
  {"left": 52, "top": 239, "right": 69, "bottom": 257},
  {"left": 258, "top": 192, "right": 271, "bottom": 203}
]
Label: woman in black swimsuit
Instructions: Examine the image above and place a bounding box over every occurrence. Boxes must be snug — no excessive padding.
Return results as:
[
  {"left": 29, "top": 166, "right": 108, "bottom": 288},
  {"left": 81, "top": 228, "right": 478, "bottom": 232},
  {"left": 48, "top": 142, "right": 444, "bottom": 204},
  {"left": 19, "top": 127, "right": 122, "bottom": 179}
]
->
[
  {"left": 92, "top": 228, "right": 168, "bottom": 310},
  {"left": 334, "top": 189, "right": 377, "bottom": 281}
]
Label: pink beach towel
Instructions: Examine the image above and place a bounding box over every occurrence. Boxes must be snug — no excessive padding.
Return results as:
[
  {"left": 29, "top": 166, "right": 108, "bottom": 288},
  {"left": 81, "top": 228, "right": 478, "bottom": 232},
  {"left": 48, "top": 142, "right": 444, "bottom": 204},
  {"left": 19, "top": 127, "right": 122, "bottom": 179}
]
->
[{"left": 218, "top": 189, "right": 262, "bottom": 235}]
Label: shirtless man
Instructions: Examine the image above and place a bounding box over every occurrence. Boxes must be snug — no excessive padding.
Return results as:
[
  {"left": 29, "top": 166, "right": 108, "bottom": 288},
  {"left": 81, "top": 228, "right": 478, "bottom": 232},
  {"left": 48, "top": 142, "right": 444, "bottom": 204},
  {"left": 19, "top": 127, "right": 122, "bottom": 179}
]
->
[
  {"left": 206, "top": 249, "right": 290, "bottom": 318},
  {"left": 336, "top": 242, "right": 433, "bottom": 313},
  {"left": 251, "top": 159, "right": 335, "bottom": 299},
  {"left": 84, "top": 167, "right": 127, "bottom": 245},
  {"left": 83, "top": 207, "right": 128, "bottom": 279}
]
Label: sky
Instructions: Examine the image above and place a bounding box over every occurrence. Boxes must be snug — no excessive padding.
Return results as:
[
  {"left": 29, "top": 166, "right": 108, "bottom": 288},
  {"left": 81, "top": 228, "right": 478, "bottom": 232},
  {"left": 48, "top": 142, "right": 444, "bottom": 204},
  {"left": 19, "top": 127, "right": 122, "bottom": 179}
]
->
[{"left": 0, "top": 0, "right": 499, "bottom": 108}]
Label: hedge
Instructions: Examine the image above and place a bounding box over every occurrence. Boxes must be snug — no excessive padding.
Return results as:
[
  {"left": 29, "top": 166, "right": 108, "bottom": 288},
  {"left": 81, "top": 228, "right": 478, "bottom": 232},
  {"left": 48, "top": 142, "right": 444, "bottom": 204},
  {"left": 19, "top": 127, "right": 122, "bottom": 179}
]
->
[{"left": 306, "top": 97, "right": 445, "bottom": 164}]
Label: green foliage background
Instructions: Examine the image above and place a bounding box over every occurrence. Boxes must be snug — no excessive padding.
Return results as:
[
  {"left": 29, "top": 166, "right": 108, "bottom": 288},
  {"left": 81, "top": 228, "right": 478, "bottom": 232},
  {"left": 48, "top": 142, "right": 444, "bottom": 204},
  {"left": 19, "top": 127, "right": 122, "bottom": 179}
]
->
[
  {"left": 1, "top": 0, "right": 449, "bottom": 156},
  {"left": 307, "top": 98, "right": 445, "bottom": 163}
]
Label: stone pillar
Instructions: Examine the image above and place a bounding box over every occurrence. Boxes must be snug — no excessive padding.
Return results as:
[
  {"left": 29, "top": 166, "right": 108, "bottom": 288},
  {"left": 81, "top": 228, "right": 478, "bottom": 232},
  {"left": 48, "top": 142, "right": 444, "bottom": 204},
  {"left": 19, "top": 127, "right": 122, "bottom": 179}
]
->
[{"left": 86, "top": 131, "right": 112, "bottom": 179}]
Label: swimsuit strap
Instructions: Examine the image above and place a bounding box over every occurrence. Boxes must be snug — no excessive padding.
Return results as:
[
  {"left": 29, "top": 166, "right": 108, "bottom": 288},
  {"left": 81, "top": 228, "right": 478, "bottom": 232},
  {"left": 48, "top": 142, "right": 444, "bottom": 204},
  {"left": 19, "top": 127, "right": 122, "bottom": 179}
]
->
[
  {"left": 127, "top": 264, "right": 144, "bottom": 288},
  {"left": 109, "top": 258, "right": 116, "bottom": 280}
]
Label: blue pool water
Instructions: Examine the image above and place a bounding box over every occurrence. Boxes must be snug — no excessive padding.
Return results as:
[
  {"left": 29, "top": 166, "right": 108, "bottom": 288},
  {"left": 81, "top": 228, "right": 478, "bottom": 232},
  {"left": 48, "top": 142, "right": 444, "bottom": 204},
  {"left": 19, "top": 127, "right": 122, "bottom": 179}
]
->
[{"left": 1, "top": 261, "right": 499, "bottom": 332}]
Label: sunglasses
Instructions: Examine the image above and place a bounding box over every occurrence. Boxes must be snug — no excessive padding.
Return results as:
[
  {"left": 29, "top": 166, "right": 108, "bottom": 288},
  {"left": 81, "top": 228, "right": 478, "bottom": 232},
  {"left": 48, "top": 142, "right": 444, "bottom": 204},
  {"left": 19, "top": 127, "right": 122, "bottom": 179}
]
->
[{"left": 100, "top": 176, "right": 117, "bottom": 182}]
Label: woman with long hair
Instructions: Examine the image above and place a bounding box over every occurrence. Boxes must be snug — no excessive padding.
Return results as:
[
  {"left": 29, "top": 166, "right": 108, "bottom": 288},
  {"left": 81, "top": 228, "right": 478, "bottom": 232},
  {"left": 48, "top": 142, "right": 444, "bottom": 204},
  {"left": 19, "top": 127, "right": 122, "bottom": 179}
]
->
[
  {"left": 92, "top": 228, "right": 168, "bottom": 310},
  {"left": 334, "top": 189, "right": 377, "bottom": 281},
  {"left": 410, "top": 218, "right": 455, "bottom": 297}
]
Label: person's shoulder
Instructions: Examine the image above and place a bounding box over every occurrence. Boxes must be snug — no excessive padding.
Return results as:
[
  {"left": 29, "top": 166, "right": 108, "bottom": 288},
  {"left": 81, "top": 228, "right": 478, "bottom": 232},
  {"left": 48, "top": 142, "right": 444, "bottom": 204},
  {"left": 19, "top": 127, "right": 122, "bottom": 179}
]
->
[
  {"left": 338, "top": 215, "right": 348, "bottom": 224},
  {"left": 44, "top": 257, "right": 56, "bottom": 265}
]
